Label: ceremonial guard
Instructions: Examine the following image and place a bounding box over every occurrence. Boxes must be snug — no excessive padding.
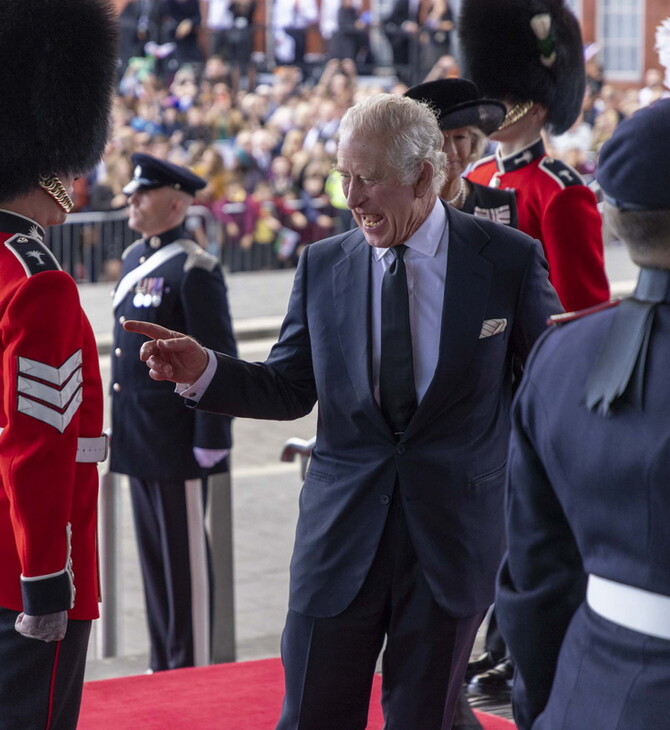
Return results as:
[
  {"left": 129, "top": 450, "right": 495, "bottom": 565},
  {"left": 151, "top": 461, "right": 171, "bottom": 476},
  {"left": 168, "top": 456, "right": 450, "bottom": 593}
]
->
[
  {"left": 460, "top": 0, "right": 610, "bottom": 312},
  {"left": 110, "top": 154, "right": 237, "bottom": 672},
  {"left": 497, "top": 99, "right": 670, "bottom": 730},
  {"left": 0, "top": 1, "right": 116, "bottom": 728}
]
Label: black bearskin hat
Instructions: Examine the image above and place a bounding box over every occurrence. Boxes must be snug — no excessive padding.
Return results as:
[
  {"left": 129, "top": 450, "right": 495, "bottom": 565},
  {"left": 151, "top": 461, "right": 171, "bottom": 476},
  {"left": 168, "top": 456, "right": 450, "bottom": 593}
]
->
[
  {"left": 458, "top": 0, "right": 586, "bottom": 135},
  {"left": 0, "top": 0, "right": 118, "bottom": 203}
]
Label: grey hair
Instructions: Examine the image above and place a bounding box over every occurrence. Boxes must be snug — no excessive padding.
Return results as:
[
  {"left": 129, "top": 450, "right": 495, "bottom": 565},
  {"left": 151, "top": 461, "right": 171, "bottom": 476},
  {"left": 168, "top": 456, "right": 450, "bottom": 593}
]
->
[
  {"left": 339, "top": 93, "right": 447, "bottom": 194},
  {"left": 604, "top": 203, "right": 670, "bottom": 253}
]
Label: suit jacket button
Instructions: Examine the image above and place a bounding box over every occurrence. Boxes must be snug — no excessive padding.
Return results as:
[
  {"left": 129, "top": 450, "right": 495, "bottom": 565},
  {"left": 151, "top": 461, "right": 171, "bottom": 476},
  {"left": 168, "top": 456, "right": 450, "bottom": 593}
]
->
[
  {"left": 112, "top": 383, "right": 122, "bottom": 392},
  {"left": 380, "top": 494, "right": 390, "bottom": 505},
  {"left": 395, "top": 444, "right": 406, "bottom": 455},
  {"left": 114, "top": 347, "right": 122, "bottom": 357}
]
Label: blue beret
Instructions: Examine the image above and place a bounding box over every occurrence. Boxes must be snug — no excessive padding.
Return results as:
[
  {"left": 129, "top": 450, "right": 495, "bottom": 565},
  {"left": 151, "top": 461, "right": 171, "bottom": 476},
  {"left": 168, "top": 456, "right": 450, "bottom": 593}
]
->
[
  {"left": 596, "top": 99, "right": 670, "bottom": 211},
  {"left": 124, "top": 153, "right": 206, "bottom": 197}
]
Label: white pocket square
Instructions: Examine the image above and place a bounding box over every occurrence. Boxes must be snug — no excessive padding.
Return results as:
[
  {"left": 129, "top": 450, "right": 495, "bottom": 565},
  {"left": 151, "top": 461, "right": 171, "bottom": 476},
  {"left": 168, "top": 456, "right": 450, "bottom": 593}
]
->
[{"left": 479, "top": 318, "right": 507, "bottom": 339}]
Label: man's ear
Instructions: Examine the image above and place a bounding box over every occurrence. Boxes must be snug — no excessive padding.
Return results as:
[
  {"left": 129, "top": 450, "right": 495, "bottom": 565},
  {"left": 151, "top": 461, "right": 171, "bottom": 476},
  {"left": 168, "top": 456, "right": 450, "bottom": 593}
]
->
[{"left": 414, "top": 161, "right": 435, "bottom": 198}]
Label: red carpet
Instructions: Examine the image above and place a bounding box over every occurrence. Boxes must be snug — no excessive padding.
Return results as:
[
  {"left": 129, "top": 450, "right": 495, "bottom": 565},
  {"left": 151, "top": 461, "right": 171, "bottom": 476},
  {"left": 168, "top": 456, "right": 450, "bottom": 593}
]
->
[{"left": 79, "top": 657, "right": 516, "bottom": 729}]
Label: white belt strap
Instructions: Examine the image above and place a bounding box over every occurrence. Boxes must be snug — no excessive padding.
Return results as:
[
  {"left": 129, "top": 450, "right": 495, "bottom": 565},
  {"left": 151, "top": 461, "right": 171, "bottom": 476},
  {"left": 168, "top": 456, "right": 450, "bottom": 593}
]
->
[
  {"left": 587, "top": 574, "right": 670, "bottom": 641},
  {"left": 0, "top": 428, "right": 108, "bottom": 463},
  {"left": 76, "top": 435, "right": 109, "bottom": 463},
  {"left": 112, "top": 241, "right": 185, "bottom": 310}
]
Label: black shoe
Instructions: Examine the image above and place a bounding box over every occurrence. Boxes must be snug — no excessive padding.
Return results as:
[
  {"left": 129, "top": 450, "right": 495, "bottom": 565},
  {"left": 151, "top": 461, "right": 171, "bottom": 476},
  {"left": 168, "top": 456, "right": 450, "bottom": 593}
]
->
[
  {"left": 467, "top": 658, "right": 514, "bottom": 698},
  {"left": 464, "top": 651, "right": 502, "bottom": 683}
]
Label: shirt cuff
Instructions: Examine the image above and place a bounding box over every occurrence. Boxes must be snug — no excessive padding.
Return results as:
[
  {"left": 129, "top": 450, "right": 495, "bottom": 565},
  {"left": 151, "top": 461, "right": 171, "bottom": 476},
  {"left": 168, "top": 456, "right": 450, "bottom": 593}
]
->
[{"left": 176, "top": 348, "right": 217, "bottom": 403}]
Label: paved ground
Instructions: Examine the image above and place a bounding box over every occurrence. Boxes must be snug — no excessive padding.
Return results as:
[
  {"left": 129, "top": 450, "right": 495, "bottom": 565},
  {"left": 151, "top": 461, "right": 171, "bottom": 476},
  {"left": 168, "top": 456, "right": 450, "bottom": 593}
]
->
[{"left": 81, "top": 245, "right": 638, "bottom": 691}]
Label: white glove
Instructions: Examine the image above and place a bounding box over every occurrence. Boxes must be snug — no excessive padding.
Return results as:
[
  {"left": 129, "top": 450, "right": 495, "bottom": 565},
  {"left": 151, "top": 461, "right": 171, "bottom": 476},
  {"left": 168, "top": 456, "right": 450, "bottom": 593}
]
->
[
  {"left": 193, "top": 447, "right": 229, "bottom": 469},
  {"left": 15, "top": 611, "right": 68, "bottom": 642}
]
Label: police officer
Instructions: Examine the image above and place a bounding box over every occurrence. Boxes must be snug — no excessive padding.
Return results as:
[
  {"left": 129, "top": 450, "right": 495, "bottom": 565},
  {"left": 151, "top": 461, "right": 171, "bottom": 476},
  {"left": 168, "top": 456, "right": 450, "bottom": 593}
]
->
[
  {"left": 497, "top": 98, "right": 670, "bottom": 729},
  {"left": 0, "top": 1, "right": 116, "bottom": 728},
  {"left": 460, "top": 0, "right": 610, "bottom": 313},
  {"left": 111, "top": 154, "right": 237, "bottom": 672}
]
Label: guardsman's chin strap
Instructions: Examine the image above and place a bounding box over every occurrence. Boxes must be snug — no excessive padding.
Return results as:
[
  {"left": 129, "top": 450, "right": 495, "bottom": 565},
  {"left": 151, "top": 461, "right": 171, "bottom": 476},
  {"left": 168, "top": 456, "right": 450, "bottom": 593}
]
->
[
  {"left": 38, "top": 174, "right": 75, "bottom": 214},
  {"left": 584, "top": 267, "right": 670, "bottom": 417}
]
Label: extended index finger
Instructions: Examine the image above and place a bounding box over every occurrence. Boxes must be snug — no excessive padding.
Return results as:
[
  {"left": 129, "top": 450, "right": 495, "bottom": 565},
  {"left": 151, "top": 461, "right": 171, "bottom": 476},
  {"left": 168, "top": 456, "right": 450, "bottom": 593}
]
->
[{"left": 123, "top": 320, "right": 175, "bottom": 341}]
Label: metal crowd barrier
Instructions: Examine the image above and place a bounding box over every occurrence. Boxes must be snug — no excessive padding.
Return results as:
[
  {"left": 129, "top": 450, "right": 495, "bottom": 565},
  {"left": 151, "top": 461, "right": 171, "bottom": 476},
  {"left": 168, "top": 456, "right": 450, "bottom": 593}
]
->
[{"left": 50, "top": 200, "right": 335, "bottom": 282}]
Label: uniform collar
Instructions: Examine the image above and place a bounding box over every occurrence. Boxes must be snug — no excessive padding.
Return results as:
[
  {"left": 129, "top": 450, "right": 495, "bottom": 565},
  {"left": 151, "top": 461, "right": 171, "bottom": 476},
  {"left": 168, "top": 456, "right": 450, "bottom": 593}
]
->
[
  {"left": 0, "top": 209, "right": 46, "bottom": 240},
  {"left": 142, "top": 225, "right": 184, "bottom": 251},
  {"left": 495, "top": 138, "right": 545, "bottom": 174}
]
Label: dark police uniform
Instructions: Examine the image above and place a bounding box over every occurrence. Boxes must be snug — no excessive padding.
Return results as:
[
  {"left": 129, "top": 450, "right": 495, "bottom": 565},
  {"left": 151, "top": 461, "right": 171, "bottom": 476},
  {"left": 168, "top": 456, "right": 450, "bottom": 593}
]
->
[
  {"left": 497, "top": 99, "right": 670, "bottom": 730},
  {"left": 110, "top": 156, "right": 237, "bottom": 671}
]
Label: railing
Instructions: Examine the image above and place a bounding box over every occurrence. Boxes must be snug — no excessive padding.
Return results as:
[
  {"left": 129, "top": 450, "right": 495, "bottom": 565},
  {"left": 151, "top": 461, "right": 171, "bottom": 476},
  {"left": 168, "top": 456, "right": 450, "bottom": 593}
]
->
[{"left": 49, "top": 200, "right": 338, "bottom": 282}]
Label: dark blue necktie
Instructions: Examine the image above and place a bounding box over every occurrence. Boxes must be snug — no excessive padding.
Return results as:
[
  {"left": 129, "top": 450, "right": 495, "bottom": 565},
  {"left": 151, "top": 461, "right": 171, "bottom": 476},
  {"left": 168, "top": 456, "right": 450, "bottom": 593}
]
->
[{"left": 380, "top": 244, "right": 417, "bottom": 437}]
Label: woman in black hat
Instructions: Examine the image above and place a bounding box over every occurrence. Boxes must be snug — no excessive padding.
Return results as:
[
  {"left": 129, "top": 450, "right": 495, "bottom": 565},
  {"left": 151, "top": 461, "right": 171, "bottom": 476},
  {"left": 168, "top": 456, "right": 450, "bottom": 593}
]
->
[{"left": 405, "top": 78, "right": 518, "bottom": 227}]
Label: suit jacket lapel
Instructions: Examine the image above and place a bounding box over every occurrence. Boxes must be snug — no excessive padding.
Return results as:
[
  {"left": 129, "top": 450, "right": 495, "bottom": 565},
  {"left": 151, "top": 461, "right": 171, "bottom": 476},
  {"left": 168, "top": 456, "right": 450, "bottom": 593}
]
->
[
  {"left": 332, "top": 230, "right": 390, "bottom": 437},
  {"left": 406, "top": 206, "right": 495, "bottom": 437}
]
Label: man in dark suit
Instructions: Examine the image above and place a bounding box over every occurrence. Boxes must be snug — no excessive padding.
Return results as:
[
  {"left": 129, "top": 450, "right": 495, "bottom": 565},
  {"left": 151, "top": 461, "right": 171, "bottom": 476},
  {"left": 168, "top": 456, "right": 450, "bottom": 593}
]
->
[
  {"left": 496, "top": 99, "right": 670, "bottom": 730},
  {"left": 110, "top": 154, "right": 237, "bottom": 672},
  {"left": 124, "top": 93, "right": 560, "bottom": 728}
]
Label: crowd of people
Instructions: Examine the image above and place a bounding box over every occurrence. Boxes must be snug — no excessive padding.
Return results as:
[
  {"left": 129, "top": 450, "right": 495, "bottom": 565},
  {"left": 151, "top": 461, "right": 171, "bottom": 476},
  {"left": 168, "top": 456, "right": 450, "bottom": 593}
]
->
[{"left": 72, "top": 7, "right": 669, "bottom": 281}]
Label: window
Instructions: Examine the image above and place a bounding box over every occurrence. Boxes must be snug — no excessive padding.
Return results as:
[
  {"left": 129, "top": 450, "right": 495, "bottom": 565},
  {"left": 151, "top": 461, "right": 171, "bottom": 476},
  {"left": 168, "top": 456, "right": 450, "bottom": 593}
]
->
[
  {"left": 598, "top": 0, "right": 644, "bottom": 82},
  {"left": 564, "top": 0, "right": 582, "bottom": 18}
]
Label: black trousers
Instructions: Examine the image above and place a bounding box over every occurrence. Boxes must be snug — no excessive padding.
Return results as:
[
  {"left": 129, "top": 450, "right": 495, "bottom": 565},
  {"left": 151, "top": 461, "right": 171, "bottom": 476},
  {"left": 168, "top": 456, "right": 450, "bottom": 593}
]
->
[
  {"left": 0, "top": 608, "right": 91, "bottom": 730},
  {"left": 276, "top": 492, "right": 485, "bottom": 729},
  {"left": 130, "top": 477, "right": 212, "bottom": 671}
]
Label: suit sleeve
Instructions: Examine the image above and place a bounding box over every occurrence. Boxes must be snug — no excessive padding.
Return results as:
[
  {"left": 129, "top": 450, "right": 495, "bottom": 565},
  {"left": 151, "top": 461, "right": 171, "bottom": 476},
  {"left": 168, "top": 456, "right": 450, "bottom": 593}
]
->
[
  {"left": 181, "top": 265, "right": 237, "bottom": 451},
  {"left": 510, "top": 239, "right": 563, "bottom": 364},
  {"left": 496, "top": 363, "right": 586, "bottom": 729},
  {"left": 1, "top": 272, "right": 84, "bottom": 614},
  {"left": 541, "top": 186, "right": 610, "bottom": 312},
  {"left": 197, "top": 246, "right": 318, "bottom": 420}
]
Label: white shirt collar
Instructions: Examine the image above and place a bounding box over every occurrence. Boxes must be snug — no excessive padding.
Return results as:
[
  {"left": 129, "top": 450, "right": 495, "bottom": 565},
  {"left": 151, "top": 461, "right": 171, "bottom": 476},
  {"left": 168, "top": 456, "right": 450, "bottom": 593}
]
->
[{"left": 372, "top": 198, "right": 446, "bottom": 262}]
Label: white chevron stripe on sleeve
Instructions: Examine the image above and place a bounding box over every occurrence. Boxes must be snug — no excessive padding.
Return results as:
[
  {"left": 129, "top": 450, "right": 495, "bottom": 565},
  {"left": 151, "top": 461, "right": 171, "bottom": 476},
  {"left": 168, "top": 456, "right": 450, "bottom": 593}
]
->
[
  {"left": 17, "top": 368, "right": 83, "bottom": 409},
  {"left": 17, "top": 387, "right": 83, "bottom": 433},
  {"left": 18, "top": 350, "right": 83, "bottom": 385}
]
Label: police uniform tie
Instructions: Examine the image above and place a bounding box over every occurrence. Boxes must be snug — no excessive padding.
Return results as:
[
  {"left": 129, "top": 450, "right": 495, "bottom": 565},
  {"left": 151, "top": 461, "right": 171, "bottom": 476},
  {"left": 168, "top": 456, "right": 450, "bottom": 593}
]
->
[
  {"left": 380, "top": 244, "right": 417, "bottom": 436},
  {"left": 585, "top": 267, "right": 670, "bottom": 417}
]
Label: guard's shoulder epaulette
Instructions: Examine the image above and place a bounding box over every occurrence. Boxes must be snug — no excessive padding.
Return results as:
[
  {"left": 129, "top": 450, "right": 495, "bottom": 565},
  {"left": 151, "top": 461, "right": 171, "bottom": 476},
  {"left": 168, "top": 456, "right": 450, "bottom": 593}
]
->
[
  {"left": 179, "top": 239, "right": 219, "bottom": 273},
  {"left": 4, "top": 234, "right": 60, "bottom": 277},
  {"left": 469, "top": 154, "right": 496, "bottom": 172},
  {"left": 121, "top": 239, "right": 143, "bottom": 260},
  {"left": 539, "top": 157, "right": 585, "bottom": 189},
  {"left": 548, "top": 298, "right": 622, "bottom": 326}
]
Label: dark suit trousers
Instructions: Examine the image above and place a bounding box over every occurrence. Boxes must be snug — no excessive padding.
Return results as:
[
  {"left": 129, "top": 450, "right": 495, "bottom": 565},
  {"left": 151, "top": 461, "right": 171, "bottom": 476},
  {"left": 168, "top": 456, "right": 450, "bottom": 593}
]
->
[
  {"left": 276, "top": 491, "right": 485, "bottom": 729},
  {"left": 130, "top": 477, "right": 212, "bottom": 671},
  {"left": 0, "top": 608, "right": 91, "bottom": 730}
]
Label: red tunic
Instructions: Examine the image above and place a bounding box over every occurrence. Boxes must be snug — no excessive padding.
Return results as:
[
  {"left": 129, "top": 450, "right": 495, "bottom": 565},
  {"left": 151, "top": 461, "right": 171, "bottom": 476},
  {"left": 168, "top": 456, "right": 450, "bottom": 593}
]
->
[
  {"left": 468, "top": 138, "right": 610, "bottom": 312},
  {"left": 0, "top": 211, "right": 103, "bottom": 619}
]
